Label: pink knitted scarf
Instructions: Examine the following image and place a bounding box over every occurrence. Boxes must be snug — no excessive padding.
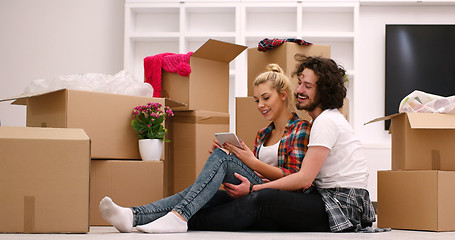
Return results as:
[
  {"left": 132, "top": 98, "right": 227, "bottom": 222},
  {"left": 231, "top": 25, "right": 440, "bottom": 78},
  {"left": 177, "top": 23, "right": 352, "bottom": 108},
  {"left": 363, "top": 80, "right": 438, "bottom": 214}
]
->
[{"left": 144, "top": 52, "right": 193, "bottom": 97}]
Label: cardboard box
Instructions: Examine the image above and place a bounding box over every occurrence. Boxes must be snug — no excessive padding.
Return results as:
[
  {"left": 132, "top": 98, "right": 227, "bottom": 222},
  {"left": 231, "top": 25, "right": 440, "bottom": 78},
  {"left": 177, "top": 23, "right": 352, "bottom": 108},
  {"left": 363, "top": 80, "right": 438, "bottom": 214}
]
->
[
  {"left": 168, "top": 110, "right": 229, "bottom": 194},
  {"left": 161, "top": 39, "right": 247, "bottom": 113},
  {"left": 0, "top": 126, "right": 90, "bottom": 233},
  {"left": 236, "top": 97, "right": 349, "bottom": 150},
  {"left": 90, "top": 160, "right": 164, "bottom": 225},
  {"left": 366, "top": 113, "right": 455, "bottom": 171},
  {"left": 0, "top": 89, "right": 183, "bottom": 159},
  {"left": 247, "top": 43, "right": 330, "bottom": 96},
  {"left": 377, "top": 170, "right": 455, "bottom": 231}
]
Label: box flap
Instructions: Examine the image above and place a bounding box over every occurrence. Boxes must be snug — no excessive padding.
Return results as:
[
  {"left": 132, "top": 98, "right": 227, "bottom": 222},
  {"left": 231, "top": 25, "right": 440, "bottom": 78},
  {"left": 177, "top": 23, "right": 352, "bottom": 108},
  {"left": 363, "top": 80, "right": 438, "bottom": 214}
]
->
[
  {"left": 0, "top": 126, "right": 89, "bottom": 140},
  {"left": 0, "top": 89, "right": 67, "bottom": 105},
  {"left": 364, "top": 112, "right": 403, "bottom": 125},
  {"left": 365, "top": 112, "right": 455, "bottom": 129},
  {"left": 192, "top": 39, "right": 247, "bottom": 63},
  {"left": 164, "top": 98, "right": 187, "bottom": 109},
  {"left": 0, "top": 88, "right": 186, "bottom": 109},
  {"left": 407, "top": 112, "right": 455, "bottom": 129}
]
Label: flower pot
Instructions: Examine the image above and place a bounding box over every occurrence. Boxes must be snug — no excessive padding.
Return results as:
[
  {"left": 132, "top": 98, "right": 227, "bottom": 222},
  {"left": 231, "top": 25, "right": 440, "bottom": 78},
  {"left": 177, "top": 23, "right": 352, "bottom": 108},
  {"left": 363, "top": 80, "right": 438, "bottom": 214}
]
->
[{"left": 138, "top": 139, "right": 163, "bottom": 161}]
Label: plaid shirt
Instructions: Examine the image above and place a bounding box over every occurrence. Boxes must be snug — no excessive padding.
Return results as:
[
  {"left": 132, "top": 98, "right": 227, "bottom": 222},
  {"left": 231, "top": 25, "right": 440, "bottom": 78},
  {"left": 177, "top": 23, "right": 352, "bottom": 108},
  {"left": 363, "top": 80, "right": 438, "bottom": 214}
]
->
[
  {"left": 316, "top": 188, "right": 377, "bottom": 232},
  {"left": 253, "top": 113, "right": 310, "bottom": 175}
]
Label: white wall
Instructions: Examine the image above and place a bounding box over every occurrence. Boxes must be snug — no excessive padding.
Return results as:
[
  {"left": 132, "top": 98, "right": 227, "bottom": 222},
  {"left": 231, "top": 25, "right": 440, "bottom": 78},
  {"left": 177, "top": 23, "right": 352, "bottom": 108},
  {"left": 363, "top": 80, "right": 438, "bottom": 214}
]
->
[
  {"left": 0, "top": 0, "right": 125, "bottom": 126},
  {"left": 357, "top": 4, "right": 455, "bottom": 201}
]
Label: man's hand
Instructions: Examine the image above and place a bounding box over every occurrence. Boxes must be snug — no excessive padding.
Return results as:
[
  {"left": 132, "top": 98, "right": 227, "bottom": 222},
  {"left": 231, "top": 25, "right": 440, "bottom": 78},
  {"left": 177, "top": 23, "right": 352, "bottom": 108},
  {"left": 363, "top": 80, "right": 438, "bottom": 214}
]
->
[{"left": 222, "top": 173, "right": 251, "bottom": 199}]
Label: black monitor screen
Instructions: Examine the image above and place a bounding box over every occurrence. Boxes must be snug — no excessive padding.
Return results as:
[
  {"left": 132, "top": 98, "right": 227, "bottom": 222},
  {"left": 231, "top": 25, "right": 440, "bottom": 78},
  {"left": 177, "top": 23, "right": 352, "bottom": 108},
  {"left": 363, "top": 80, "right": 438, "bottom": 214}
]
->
[{"left": 385, "top": 24, "right": 455, "bottom": 129}]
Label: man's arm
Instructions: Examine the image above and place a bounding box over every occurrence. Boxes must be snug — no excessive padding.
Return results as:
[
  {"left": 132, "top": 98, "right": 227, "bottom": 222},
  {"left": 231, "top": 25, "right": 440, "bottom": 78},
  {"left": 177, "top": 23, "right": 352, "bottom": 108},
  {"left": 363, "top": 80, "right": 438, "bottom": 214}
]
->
[{"left": 252, "top": 146, "right": 329, "bottom": 192}]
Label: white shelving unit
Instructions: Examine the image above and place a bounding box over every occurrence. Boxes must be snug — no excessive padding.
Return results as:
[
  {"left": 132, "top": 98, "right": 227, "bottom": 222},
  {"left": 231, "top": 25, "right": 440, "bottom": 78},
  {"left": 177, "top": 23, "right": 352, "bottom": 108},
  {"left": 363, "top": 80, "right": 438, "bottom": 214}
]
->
[{"left": 124, "top": 1, "right": 359, "bottom": 129}]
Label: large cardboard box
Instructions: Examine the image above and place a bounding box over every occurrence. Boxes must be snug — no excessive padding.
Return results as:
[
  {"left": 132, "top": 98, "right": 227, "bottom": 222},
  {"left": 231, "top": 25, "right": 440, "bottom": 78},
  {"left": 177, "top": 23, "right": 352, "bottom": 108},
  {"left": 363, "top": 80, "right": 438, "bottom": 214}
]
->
[
  {"left": 0, "top": 89, "right": 183, "bottom": 159},
  {"left": 0, "top": 126, "right": 90, "bottom": 233},
  {"left": 161, "top": 39, "right": 247, "bottom": 113},
  {"left": 377, "top": 170, "right": 455, "bottom": 231},
  {"left": 236, "top": 97, "right": 349, "bottom": 150},
  {"left": 247, "top": 43, "right": 330, "bottom": 96},
  {"left": 90, "top": 160, "right": 164, "bottom": 225},
  {"left": 168, "top": 110, "right": 229, "bottom": 194},
  {"left": 366, "top": 113, "right": 455, "bottom": 171}
]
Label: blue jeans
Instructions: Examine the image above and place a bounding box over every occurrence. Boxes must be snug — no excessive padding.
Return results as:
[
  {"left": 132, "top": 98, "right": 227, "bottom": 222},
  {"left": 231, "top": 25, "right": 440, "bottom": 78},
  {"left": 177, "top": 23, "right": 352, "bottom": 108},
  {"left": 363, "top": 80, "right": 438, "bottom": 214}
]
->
[{"left": 131, "top": 148, "right": 265, "bottom": 226}]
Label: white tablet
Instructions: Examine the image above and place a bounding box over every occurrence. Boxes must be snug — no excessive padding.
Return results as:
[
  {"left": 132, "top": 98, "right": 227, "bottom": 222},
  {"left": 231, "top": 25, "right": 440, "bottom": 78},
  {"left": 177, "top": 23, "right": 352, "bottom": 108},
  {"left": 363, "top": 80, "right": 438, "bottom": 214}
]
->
[{"left": 215, "top": 132, "right": 243, "bottom": 149}]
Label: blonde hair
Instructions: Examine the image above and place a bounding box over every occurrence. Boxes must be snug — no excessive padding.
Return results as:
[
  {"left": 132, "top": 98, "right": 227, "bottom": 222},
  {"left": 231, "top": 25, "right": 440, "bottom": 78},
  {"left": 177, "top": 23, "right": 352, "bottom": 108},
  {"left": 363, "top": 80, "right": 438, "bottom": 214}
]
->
[{"left": 253, "top": 64, "right": 296, "bottom": 112}]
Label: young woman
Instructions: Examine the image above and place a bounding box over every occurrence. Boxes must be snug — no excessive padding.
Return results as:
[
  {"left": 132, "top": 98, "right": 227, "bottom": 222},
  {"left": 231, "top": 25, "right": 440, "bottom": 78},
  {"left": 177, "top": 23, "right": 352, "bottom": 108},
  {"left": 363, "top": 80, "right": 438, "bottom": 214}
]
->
[{"left": 98, "top": 64, "right": 311, "bottom": 233}]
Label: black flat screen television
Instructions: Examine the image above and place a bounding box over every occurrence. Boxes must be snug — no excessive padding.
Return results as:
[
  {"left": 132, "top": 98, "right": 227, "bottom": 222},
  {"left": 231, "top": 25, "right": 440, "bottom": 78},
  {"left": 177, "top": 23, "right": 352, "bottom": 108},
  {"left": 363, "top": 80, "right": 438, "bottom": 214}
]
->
[{"left": 385, "top": 24, "right": 455, "bottom": 130}]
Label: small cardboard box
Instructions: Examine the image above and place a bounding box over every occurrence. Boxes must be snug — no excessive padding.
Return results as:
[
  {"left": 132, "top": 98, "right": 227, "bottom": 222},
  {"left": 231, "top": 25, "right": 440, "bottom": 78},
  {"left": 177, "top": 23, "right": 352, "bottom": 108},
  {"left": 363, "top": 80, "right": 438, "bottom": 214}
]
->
[
  {"left": 0, "top": 89, "right": 183, "bottom": 159},
  {"left": 0, "top": 126, "right": 90, "bottom": 233},
  {"left": 366, "top": 113, "right": 455, "bottom": 171},
  {"left": 236, "top": 97, "right": 349, "bottom": 150},
  {"left": 161, "top": 39, "right": 247, "bottom": 113},
  {"left": 247, "top": 43, "right": 330, "bottom": 96},
  {"left": 377, "top": 170, "right": 455, "bottom": 231},
  {"left": 90, "top": 160, "right": 164, "bottom": 226},
  {"left": 168, "top": 110, "right": 229, "bottom": 194}
]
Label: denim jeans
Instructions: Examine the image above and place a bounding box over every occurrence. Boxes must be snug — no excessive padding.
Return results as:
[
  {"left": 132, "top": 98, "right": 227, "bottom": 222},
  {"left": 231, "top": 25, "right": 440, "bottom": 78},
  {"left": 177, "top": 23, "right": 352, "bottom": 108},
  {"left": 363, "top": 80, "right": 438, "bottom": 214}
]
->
[{"left": 131, "top": 148, "right": 264, "bottom": 226}]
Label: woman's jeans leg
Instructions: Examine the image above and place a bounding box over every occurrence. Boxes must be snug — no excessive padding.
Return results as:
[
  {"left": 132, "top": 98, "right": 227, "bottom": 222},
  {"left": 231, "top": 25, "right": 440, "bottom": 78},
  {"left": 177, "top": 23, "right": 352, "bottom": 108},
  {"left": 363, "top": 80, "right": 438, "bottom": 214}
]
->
[
  {"left": 131, "top": 186, "right": 189, "bottom": 226},
  {"left": 173, "top": 148, "right": 264, "bottom": 220},
  {"left": 132, "top": 148, "right": 263, "bottom": 225}
]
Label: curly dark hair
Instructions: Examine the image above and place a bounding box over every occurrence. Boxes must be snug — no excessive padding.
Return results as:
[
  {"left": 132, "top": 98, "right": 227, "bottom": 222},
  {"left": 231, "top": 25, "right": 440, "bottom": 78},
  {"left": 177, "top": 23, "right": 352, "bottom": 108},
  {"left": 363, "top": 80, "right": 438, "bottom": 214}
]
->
[{"left": 292, "top": 55, "right": 347, "bottom": 110}]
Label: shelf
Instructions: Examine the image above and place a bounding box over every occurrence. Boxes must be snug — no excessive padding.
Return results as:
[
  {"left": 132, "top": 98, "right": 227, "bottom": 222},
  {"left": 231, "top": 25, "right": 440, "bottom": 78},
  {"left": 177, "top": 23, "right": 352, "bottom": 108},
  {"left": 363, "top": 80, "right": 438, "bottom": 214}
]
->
[
  {"left": 185, "top": 7, "right": 237, "bottom": 33},
  {"left": 184, "top": 32, "right": 237, "bottom": 38},
  {"left": 129, "top": 33, "right": 180, "bottom": 42},
  {"left": 124, "top": 0, "right": 358, "bottom": 107},
  {"left": 130, "top": 7, "right": 180, "bottom": 34}
]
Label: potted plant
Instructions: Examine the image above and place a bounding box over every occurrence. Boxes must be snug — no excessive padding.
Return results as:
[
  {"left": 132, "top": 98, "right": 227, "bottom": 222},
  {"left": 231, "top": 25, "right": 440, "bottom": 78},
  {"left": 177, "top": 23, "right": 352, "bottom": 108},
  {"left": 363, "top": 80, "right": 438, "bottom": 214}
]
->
[{"left": 131, "top": 102, "right": 174, "bottom": 161}]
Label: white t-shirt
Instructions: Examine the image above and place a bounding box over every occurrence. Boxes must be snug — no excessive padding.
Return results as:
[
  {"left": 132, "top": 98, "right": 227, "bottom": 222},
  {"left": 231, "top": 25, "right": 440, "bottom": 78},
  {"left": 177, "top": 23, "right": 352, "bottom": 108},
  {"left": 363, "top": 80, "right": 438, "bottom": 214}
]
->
[
  {"left": 308, "top": 109, "right": 369, "bottom": 189},
  {"left": 257, "top": 140, "right": 280, "bottom": 167}
]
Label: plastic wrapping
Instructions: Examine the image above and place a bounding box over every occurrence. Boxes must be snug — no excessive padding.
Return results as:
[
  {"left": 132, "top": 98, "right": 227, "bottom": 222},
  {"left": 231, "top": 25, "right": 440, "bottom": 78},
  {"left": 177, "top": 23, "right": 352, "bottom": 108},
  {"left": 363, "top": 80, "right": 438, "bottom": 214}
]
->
[
  {"left": 22, "top": 70, "right": 154, "bottom": 97},
  {"left": 399, "top": 90, "right": 455, "bottom": 114}
]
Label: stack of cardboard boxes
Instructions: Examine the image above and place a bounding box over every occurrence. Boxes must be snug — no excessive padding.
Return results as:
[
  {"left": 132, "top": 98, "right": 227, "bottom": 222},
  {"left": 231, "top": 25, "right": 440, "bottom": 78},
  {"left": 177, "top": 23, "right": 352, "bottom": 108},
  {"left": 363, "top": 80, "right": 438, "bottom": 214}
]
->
[
  {"left": 0, "top": 39, "right": 246, "bottom": 232},
  {"left": 368, "top": 112, "right": 455, "bottom": 231},
  {"left": 163, "top": 40, "right": 246, "bottom": 194},
  {"left": 0, "top": 89, "right": 175, "bottom": 232}
]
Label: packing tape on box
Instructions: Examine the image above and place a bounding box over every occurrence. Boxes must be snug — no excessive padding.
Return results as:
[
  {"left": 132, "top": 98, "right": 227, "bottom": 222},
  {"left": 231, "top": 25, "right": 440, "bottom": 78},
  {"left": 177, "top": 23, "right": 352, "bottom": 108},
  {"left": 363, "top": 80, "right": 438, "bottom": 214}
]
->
[
  {"left": 24, "top": 196, "right": 35, "bottom": 233},
  {"left": 173, "top": 116, "right": 229, "bottom": 125},
  {"left": 432, "top": 150, "right": 441, "bottom": 170}
]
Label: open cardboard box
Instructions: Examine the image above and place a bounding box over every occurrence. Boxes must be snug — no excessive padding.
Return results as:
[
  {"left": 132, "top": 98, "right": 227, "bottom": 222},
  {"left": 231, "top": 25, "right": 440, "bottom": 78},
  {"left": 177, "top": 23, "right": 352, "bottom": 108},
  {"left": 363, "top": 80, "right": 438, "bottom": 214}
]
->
[
  {"left": 161, "top": 39, "right": 247, "bottom": 113},
  {"left": 90, "top": 160, "right": 164, "bottom": 226},
  {"left": 366, "top": 113, "right": 455, "bottom": 171},
  {"left": 247, "top": 43, "right": 330, "bottom": 97},
  {"left": 378, "top": 170, "right": 455, "bottom": 231},
  {"left": 236, "top": 97, "right": 349, "bottom": 150},
  {"left": 0, "top": 88, "right": 184, "bottom": 159},
  {"left": 0, "top": 126, "right": 90, "bottom": 233}
]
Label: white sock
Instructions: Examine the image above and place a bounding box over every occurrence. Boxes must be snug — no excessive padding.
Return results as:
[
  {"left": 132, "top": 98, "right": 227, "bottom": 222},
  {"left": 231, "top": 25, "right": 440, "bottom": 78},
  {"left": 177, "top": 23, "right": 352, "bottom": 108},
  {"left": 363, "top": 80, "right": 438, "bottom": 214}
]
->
[
  {"left": 99, "top": 196, "right": 133, "bottom": 233},
  {"left": 136, "top": 212, "right": 188, "bottom": 233}
]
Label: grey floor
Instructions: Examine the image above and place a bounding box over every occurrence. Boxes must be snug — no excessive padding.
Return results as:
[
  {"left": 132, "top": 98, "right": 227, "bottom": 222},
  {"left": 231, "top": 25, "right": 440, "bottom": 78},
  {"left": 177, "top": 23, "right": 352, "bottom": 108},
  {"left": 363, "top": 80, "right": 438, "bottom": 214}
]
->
[{"left": 2, "top": 223, "right": 455, "bottom": 240}]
